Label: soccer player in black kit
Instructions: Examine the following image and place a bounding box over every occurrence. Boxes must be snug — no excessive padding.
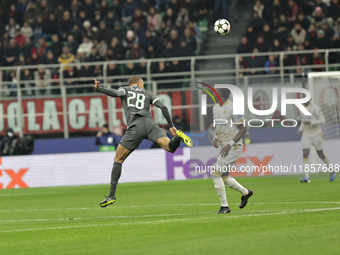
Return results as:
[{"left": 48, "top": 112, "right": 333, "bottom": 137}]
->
[{"left": 93, "top": 77, "right": 193, "bottom": 207}]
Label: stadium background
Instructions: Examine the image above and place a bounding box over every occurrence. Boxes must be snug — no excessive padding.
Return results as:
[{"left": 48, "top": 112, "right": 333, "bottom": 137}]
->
[{"left": 0, "top": 0, "right": 339, "bottom": 188}]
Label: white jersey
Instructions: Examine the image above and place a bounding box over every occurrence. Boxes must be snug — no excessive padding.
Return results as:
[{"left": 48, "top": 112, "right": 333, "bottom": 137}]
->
[
  {"left": 213, "top": 100, "right": 245, "bottom": 148},
  {"left": 299, "top": 102, "right": 325, "bottom": 137}
]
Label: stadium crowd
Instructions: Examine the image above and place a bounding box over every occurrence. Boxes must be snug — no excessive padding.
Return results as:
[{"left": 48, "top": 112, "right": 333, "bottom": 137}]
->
[
  {"left": 237, "top": 0, "right": 340, "bottom": 76},
  {"left": 0, "top": 0, "right": 213, "bottom": 95}
]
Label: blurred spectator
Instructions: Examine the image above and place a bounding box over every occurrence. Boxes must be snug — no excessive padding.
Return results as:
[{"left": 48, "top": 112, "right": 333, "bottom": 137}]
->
[
  {"left": 63, "top": 66, "right": 79, "bottom": 87},
  {"left": 14, "top": 30, "right": 25, "bottom": 49},
  {"left": 33, "top": 16, "right": 44, "bottom": 43},
  {"left": 66, "top": 35, "right": 79, "bottom": 56},
  {"left": 245, "top": 25, "right": 257, "bottom": 44},
  {"left": 16, "top": 54, "right": 27, "bottom": 66},
  {"left": 271, "top": 39, "right": 284, "bottom": 52},
  {"left": 287, "top": 0, "right": 299, "bottom": 22},
  {"left": 6, "top": 18, "right": 20, "bottom": 38},
  {"left": 78, "top": 37, "right": 94, "bottom": 57},
  {"left": 122, "top": 0, "right": 138, "bottom": 24},
  {"left": 107, "top": 63, "right": 121, "bottom": 83},
  {"left": 88, "top": 47, "right": 104, "bottom": 62},
  {"left": 22, "top": 37, "right": 34, "bottom": 62},
  {"left": 83, "top": 0, "right": 96, "bottom": 21},
  {"left": 96, "top": 40, "right": 108, "bottom": 58},
  {"left": 147, "top": 7, "right": 162, "bottom": 31},
  {"left": 125, "top": 42, "right": 145, "bottom": 59},
  {"left": 136, "top": 58, "right": 147, "bottom": 74},
  {"left": 36, "top": 38, "right": 48, "bottom": 59},
  {"left": 109, "top": 37, "right": 125, "bottom": 60},
  {"left": 4, "top": 39, "right": 20, "bottom": 66},
  {"left": 98, "top": 21, "right": 110, "bottom": 42},
  {"left": 291, "top": 23, "right": 306, "bottom": 45},
  {"left": 330, "top": 0, "right": 340, "bottom": 22},
  {"left": 132, "top": 8, "right": 147, "bottom": 28},
  {"left": 265, "top": 55, "right": 278, "bottom": 74},
  {"left": 43, "top": 14, "right": 59, "bottom": 39},
  {"left": 311, "top": 7, "right": 326, "bottom": 29},
  {"left": 163, "top": 8, "right": 176, "bottom": 28},
  {"left": 297, "top": 12, "right": 310, "bottom": 31},
  {"left": 125, "top": 62, "right": 137, "bottom": 75},
  {"left": 29, "top": 48, "right": 40, "bottom": 65},
  {"left": 21, "top": 69, "right": 34, "bottom": 96},
  {"left": 96, "top": 123, "right": 118, "bottom": 150},
  {"left": 58, "top": 46, "right": 75, "bottom": 67},
  {"left": 312, "top": 51, "right": 325, "bottom": 71},
  {"left": 169, "top": 29, "right": 180, "bottom": 47},
  {"left": 254, "top": 35, "right": 269, "bottom": 52},
  {"left": 49, "top": 35, "right": 63, "bottom": 62},
  {"left": 247, "top": 48, "right": 265, "bottom": 75},
  {"left": 105, "top": 10, "right": 118, "bottom": 29},
  {"left": 24, "top": 2, "right": 39, "bottom": 24},
  {"left": 110, "top": 21, "right": 126, "bottom": 41},
  {"left": 122, "top": 30, "right": 138, "bottom": 51},
  {"left": 314, "top": 0, "right": 328, "bottom": 16},
  {"left": 253, "top": 0, "right": 264, "bottom": 18},
  {"left": 315, "top": 30, "right": 332, "bottom": 49},
  {"left": 182, "top": 28, "right": 197, "bottom": 52},
  {"left": 248, "top": 11, "right": 265, "bottom": 32},
  {"left": 20, "top": 21, "right": 33, "bottom": 39},
  {"left": 307, "top": 24, "right": 318, "bottom": 44},
  {"left": 262, "top": 24, "right": 274, "bottom": 45},
  {"left": 34, "top": 67, "right": 52, "bottom": 95}
]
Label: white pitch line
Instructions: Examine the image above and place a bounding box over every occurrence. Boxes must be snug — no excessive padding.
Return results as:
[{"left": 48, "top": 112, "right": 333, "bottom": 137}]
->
[
  {"left": 1, "top": 207, "right": 340, "bottom": 233},
  {"left": 0, "top": 210, "right": 286, "bottom": 223},
  {"left": 0, "top": 201, "right": 340, "bottom": 212}
]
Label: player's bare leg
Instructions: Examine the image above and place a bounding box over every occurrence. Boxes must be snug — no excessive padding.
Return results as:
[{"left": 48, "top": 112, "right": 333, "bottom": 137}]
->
[
  {"left": 317, "top": 150, "right": 335, "bottom": 181},
  {"left": 100, "top": 144, "right": 132, "bottom": 207},
  {"left": 300, "top": 149, "right": 311, "bottom": 183}
]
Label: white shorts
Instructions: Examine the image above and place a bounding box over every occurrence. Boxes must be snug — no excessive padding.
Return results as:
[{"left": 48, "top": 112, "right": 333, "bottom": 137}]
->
[
  {"left": 214, "top": 144, "right": 243, "bottom": 175},
  {"left": 301, "top": 133, "right": 323, "bottom": 151}
]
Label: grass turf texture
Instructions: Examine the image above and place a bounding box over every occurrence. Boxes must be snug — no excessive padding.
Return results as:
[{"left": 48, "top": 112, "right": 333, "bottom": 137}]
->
[{"left": 1, "top": 174, "right": 339, "bottom": 255}]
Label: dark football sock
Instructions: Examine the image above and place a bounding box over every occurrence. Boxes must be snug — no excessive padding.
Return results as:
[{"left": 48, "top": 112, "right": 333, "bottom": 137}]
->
[
  {"left": 108, "top": 162, "right": 122, "bottom": 198},
  {"left": 168, "top": 136, "right": 181, "bottom": 153}
]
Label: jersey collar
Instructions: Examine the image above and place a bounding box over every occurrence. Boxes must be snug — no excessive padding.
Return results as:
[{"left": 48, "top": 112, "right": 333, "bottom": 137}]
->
[{"left": 222, "top": 99, "right": 229, "bottom": 106}]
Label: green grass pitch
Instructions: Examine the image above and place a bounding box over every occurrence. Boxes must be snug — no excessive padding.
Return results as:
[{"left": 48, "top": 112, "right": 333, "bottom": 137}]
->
[{"left": 1, "top": 174, "right": 339, "bottom": 255}]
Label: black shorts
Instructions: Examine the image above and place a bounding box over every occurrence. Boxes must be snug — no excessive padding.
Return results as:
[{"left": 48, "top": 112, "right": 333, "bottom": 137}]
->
[{"left": 120, "top": 117, "right": 167, "bottom": 151}]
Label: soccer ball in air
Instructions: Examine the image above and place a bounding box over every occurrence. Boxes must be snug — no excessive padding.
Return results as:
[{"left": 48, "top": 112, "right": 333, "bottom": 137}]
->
[{"left": 214, "top": 19, "right": 231, "bottom": 35}]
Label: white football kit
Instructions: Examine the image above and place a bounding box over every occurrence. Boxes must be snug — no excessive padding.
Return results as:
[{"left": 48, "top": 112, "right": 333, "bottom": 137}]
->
[
  {"left": 213, "top": 100, "right": 245, "bottom": 172},
  {"left": 299, "top": 102, "right": 325, "bottom": 151}
]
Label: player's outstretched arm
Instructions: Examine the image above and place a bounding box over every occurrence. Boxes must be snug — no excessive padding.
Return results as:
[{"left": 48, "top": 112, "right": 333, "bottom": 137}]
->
[
  {"left": 93, "top": 78, "right": 125, "bottom": 97},
  {"left": 153, "top": 100, "right": 177, "bottom": 135}
]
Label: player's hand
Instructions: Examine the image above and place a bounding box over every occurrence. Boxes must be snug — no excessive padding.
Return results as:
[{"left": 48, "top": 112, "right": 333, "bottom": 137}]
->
[
  {"left": 169, "top": 127, "right": 177, "bottom": 136},
  {"left": 93, "top": 78, "right": 100, "bottom": 90},
  {"left": 220, "top": 144, "right": 231, "bottom": 158},
  {"left": 303, "top": 121, "right": 311, "bottom": 125},
  {"left": 97, "top": 132, "right": 102, "bottom": 137},
  {"left": 213, "top": 137, "right": 219, "bottom": 148},
  {"left": 297, "top": 130, "right": 301, "bottom": 137}
]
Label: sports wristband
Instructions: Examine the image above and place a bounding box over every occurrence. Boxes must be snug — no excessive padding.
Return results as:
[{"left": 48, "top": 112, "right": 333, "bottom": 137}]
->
[{"left": 228, "top": 140, "right": 235, "bottom": 146}]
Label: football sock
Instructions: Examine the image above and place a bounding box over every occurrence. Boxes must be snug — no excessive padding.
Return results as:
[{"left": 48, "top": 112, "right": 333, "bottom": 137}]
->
[
  {"left": 108, "top": 162, "right": 122, "bottom": 198},
  {"left": 211, "top": 171, "right": 228, "bottom": 207},
  {"left": 323, "top": 156, "right": 331, "bottom": 170},
  {"left": 223, "top": 176, "right": 248, "bottom": 196},
  {"left": 303, "top": 158, "right": 309, "bottom": 179},
  {"left": 168, "top": 136, "right": 181, "bottom": 153}
]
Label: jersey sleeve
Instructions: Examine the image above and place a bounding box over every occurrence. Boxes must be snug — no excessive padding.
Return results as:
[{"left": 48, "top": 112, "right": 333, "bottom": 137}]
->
[
  {"left": 232, "top": 114, "right": 245, "bottom": 124},
  {"left": 149, "top": 91, "right": 159, "bottom": 105},
  {"left": 117, "top": 87, "right": 127, "bottom": 98}
]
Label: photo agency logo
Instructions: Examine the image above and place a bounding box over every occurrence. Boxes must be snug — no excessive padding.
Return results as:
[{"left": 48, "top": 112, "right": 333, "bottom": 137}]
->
[{"left": 197, "top": 82, "right": 312, "bottom": 128}]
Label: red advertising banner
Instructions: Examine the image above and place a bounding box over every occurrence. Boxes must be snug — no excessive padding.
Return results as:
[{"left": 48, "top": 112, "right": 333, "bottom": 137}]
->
[{"left": 0, "top": 91, "right": 194, "bottom": 135}]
